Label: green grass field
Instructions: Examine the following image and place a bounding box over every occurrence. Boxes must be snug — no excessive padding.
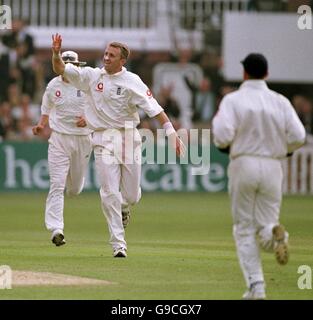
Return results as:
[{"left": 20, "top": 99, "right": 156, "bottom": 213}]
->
[{"left": 0, "top": 192, "right": 312, "bottom": 300}]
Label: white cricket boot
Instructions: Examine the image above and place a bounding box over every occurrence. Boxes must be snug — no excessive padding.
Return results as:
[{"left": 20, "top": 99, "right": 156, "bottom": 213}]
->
[
  {"left": 113, "top": 247, "right": 127, "bottom": 258},
  {"left": 242, "top": 281, "right": 266, "bottom": 300},
  {"left": 51, "top": 229, "right": 66, "bottom": 247}
]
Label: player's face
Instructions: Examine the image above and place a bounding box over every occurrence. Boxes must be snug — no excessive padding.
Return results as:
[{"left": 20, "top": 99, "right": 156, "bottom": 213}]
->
[{"left": 103, "top": 46, "right": 125, "bottom": 74}]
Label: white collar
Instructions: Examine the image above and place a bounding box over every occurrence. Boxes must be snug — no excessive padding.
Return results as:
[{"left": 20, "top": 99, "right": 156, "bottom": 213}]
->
[
  {"left": 240, "top": 80, "right": 268, "bottom": 90},
  {"left": 101, "top": 66, "right": 126, "bottom": 76}
]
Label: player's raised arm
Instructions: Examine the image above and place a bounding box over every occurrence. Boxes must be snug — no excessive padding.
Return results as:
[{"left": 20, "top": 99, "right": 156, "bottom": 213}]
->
[{"left": 52, "top": 33, "right": 65, "bottom": 75}]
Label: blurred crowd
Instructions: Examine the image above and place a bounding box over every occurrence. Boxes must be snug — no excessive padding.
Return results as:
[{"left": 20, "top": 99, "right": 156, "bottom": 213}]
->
[
  {"left": 1, "top": 19, "right": 313, "bottom": 143},
  {"left": 0, "top": 19, "right": 45, "bottom": 142}
]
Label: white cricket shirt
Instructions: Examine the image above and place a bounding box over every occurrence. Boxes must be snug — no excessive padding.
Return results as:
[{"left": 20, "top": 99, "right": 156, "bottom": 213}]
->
[
  {"left": 41, "top": 76, "right": 92, "bottom": 135},
  {"left": 63, "top": 64, "right": 164, "bottom": 130},
  {"left": 212, "top": 80, "right": 306, "bottom": 159}
]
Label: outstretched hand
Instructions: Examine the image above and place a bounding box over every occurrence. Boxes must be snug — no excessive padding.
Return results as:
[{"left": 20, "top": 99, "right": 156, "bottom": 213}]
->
[
  {"left": 51, "top": 33, "right": 65, "bottom": 75},
  {"left": 52, "top": 33, "right": 62, "bottom": 55}
]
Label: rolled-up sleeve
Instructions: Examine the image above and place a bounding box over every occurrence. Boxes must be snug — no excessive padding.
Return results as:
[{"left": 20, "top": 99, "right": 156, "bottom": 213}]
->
[
  {"left": 63, "top": 64, "right": 93, "bottom": 91},
  {"left": 212, "top": 96, "right": 236, "bottom": 148},
  {"left": 129, "top": 75, "right": 163, "bottom": 118}
]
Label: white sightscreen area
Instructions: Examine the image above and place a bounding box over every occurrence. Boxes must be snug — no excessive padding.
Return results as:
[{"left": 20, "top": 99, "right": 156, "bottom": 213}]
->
[{"left": 222, "top": 12, "right": 313, "bottom": 83}]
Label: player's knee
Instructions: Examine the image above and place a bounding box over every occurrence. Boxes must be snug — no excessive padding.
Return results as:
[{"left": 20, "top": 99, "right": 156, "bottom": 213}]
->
[
  {"left": 124, "top": 189, "right": 141, "bottom": 206},
  {"left": 66, "top": 187, "right": 81, "bottom": 196},
  {"left": 66, "top": 178, "right": 85, "bottom": 196},
  {"left": 49, "top": 182, "right": 65, "bottom": 194}
]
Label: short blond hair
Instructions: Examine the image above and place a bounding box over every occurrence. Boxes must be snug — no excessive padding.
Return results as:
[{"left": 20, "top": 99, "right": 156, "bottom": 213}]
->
[{"left": 108, "top": 42, "right": 130, "bottom": 61}]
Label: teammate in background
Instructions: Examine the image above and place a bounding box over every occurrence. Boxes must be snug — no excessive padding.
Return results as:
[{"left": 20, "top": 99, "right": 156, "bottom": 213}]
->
[
  {"left": 51, "top": 33, "right": 186, "bottom": 258},
  {"left": 32, "top": 51, "right": 92, "bottom": 247},
  {"left": 212, "top": 53, "right": 306, "bottom": 300}
]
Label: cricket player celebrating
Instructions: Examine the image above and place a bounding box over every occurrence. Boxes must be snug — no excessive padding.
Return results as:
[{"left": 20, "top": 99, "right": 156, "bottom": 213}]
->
[
  {"left": 212, "top": 53, "right": 306, "bottom": 299},
  {"left": 51, "top": 34, "right": 185, "bottom": 258},
  {"left": 33, "top": 51, "right": 92, "bottom": 247}
]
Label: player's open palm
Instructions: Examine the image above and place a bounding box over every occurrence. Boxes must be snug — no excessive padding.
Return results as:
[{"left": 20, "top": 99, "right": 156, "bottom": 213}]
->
[{"left": 52, "top": 33, "right": 62, "bottom": 54}]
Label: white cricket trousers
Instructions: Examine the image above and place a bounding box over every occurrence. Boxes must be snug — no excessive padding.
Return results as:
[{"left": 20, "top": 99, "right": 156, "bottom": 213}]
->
[
  {"left": 45, "top": 131, "right": 92, "bottom": 232},
  {"left": 92, "top": 129, "right": 142, "bottom": 251},
  {"left": 228, "top": 155, "right": 283, "bottom": 288}
]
